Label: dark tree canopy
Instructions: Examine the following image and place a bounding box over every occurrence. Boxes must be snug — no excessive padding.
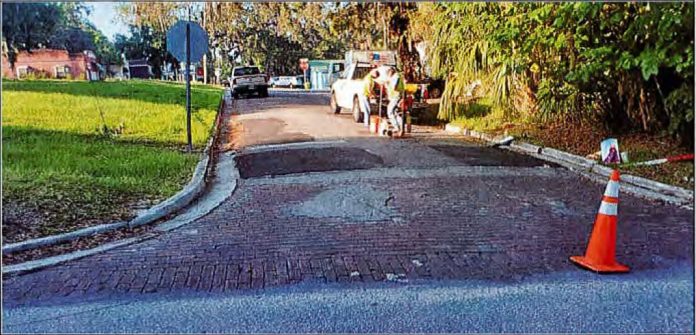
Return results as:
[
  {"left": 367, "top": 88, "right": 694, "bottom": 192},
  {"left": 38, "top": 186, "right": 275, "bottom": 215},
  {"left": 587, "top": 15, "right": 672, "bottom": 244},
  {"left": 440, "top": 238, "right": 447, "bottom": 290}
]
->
[{"left": 2, "top": 2, "right": 119, "bottom": 68}]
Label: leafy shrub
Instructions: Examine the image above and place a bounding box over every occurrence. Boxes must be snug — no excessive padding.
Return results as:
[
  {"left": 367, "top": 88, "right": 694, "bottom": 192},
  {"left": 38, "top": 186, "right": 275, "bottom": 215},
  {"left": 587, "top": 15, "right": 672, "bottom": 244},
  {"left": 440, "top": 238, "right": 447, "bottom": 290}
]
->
[{"left": 428, "top": 2, "right": 694, "bottom": 146}]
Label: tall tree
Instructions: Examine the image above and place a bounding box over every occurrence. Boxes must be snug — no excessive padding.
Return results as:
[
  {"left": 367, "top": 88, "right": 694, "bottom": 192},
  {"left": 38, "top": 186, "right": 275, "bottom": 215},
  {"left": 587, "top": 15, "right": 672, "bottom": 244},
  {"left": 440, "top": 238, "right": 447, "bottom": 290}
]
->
[
  {"left": 114, "top": 2, "right": 426, "bottom": 79},
  {"left": 116, "top": 2, "right": 185, "bottom": 77},
  {"left": 2, "top": 2, "right": 119, "bottom": 69},
  {"left": 2, "top": 3, "right": 65, "bottom": 69}
]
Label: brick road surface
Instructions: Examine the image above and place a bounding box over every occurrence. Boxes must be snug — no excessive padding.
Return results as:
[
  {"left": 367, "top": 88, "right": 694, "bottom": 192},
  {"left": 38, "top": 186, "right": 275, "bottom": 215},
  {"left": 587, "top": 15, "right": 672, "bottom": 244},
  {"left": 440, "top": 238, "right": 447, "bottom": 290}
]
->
[{"left": 3, "top": 92, "right": 693, "bottom": 307}]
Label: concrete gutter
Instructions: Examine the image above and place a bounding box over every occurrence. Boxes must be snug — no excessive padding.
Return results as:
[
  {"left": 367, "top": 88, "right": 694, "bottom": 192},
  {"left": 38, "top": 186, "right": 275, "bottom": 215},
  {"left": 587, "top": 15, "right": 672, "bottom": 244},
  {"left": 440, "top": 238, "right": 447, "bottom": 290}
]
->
[
  {"left": 444, "top": 124, "right": 694, "bottom": 209},
  {"left": 155, "top": 151, "right": 238, "bottom": 233},
  {"left": 2, "top": 92, "right": 228, "bottom": 256}
]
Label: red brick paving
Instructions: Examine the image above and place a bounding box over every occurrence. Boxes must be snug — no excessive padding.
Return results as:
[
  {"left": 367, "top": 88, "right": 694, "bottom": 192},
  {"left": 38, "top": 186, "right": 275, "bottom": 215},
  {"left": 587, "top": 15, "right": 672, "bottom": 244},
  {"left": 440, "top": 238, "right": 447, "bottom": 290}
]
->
[{"left": 3, "top": 170, "right": 693, "bottom": 307}]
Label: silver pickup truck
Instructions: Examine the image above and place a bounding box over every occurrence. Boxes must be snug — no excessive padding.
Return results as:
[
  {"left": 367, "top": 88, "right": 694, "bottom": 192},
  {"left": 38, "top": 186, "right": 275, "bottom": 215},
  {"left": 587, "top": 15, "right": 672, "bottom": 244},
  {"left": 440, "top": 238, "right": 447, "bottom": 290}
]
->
[{"left": 229, "top": 66, "right": 269, "bottom": 99}]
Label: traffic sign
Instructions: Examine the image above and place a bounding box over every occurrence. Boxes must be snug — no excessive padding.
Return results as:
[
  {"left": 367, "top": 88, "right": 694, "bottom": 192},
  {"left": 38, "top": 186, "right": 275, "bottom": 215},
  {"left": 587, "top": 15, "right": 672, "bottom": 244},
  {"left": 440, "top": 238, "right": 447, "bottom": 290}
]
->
[
  {"left": 166, "top": 20, "right": 209, "bottom": 152},
  {"left": 299, "top": 58, "right": 309, "bottom": 71},
  {"left": 166, "top": 20, "right": 209, "bottom": 63}
]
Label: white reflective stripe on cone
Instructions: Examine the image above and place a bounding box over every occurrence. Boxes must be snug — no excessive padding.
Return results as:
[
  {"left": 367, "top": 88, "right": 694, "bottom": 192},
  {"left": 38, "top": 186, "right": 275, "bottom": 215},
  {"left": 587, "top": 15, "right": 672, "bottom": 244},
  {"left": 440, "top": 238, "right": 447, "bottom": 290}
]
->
[
  {"left": 598, "top": 201, "right": 618, "bottom": 216},
  {"left": 603, "top": 181, "right": 620, "bottom": 197}
]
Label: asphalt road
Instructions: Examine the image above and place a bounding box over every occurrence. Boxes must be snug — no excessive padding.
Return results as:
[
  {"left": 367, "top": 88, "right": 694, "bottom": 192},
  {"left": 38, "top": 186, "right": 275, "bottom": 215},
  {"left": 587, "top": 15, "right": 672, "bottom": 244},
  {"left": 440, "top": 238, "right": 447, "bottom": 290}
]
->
[
  {"left": 3, "top": 90, "right": 694, "bottom": 333},
  {"left": 4, "top": 264, "right": 693, "bottom": 333}
]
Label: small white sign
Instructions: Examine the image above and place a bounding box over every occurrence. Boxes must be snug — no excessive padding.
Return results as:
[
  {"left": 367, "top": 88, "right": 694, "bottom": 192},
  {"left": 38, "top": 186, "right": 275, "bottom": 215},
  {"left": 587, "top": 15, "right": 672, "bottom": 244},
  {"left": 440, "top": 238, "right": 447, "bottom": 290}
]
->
[{"left": 601, "top": 138, "right": 621, "bottom": 164}]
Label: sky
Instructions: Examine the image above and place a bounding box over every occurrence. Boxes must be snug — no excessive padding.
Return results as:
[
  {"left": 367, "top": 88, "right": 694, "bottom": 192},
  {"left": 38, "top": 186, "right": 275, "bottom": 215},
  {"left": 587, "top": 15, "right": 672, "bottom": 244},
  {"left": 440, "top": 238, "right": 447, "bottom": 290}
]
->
[{"left": 87, "top": 2, "right": 129, "bottom": 41}]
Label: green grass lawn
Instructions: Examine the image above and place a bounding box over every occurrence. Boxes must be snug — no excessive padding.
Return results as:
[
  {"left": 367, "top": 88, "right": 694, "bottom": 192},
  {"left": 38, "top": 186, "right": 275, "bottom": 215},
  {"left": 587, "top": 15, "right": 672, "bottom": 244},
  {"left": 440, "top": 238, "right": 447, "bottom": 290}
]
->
[
  {"left": 2, "top": 80, "right": 223, "bottom": 242},
  {"left": 447, "top": 98, "right": 513, "bottom": 133}
]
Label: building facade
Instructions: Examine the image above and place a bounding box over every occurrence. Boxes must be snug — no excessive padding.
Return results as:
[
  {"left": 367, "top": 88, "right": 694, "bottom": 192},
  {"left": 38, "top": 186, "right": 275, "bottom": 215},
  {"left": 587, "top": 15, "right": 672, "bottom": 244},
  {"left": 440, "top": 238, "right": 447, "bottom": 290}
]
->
[
  {"left": 2, "top": 49, "right": 100, "bottom": 80},
  {"left": 307, "top": 59, "right": 344, "bottom": 91}
]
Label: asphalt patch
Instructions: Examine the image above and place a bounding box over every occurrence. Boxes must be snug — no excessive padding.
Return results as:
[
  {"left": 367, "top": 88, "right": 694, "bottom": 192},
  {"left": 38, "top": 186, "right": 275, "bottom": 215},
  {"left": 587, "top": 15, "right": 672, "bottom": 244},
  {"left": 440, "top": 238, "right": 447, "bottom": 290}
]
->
[
  {"left": 428, "top": 145, "right": 558, "bottom": 167},
  {"left": 236, "top": 147, "right": 385, "bottom": 178},
  {"left": 230, "top": 118, "right": 313, "bottom": 149},
  {"left": 289, "top": 185, "right": 397, "bottom": 222}
]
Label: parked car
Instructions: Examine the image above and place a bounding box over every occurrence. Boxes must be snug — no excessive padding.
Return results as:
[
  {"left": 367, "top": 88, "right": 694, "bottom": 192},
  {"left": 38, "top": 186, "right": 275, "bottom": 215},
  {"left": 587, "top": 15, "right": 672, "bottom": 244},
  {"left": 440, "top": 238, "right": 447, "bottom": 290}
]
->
[
  {"left": 267, "top": 76, "right": 280, "bottom": 86},
  {"left": 229, "top": 66, "right": 269, "bottom": 98},
  {"left": 271, "top": 75, "right": 304, "bottom": 88}
]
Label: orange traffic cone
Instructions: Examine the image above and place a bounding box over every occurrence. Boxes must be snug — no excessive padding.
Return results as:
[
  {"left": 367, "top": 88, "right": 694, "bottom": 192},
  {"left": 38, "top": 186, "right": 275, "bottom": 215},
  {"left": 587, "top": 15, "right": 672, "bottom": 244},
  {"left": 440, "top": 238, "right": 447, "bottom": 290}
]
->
[{"left": 570, "top": 170, "right": 630, "bottom": 273}]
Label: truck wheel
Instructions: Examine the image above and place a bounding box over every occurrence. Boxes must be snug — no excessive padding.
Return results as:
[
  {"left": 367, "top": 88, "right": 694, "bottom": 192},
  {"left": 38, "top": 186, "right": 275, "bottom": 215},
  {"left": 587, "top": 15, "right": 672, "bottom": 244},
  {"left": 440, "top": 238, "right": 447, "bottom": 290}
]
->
[
  {"left": 259, "top": 88, "right": 269, "bottom": 98},
  {"left": 330, "top": 93, "right": 341, "bottom": 114},
  {"left": 352, "top": 96, "right": 363, "bottom": 123}
]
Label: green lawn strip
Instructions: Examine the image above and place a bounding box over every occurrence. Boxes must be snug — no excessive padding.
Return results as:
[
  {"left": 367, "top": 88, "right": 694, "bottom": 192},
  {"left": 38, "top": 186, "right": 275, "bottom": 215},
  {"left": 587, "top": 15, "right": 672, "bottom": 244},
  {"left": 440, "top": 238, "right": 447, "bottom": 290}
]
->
[
  {"left": 2, "top": 80, "right": 222, "bottom": 243},
  {"left": 449, "top": 99, "right": 694, "bottom": 189},
  {"left": 3, "top": 80, "right": 221, "bottom": 148}
]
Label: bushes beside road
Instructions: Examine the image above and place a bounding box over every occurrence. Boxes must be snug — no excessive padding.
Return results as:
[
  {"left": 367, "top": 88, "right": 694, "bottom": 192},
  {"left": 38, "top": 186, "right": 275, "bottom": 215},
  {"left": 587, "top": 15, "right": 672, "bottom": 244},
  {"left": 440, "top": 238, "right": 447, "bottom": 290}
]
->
[
  {"left": 423, "top": 3, "right": 694, "bottom": 189},
  {"left": 429, "top": 2, "right": 694, "bottom": 147}
]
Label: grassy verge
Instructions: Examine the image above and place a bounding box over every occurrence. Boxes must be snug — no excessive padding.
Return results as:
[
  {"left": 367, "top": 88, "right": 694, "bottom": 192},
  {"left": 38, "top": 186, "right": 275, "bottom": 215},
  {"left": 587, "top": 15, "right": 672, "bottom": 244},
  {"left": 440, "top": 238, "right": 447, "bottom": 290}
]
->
[
  {"left": 447, "top": 98, "right": 511, "bottom": 132},
  {"left": 2, "top": 79, "right": 222, "bottom": 243},
  {"left": 448, "top": 100, "right": 694, "bottom": 189}
]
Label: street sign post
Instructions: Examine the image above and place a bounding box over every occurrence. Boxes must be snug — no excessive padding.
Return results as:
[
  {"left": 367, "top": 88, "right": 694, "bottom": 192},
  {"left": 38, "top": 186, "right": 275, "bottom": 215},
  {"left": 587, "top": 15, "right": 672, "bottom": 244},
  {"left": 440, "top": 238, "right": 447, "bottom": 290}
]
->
[{"left": 167, "top": 20, "right": 209, "bottom": 152}]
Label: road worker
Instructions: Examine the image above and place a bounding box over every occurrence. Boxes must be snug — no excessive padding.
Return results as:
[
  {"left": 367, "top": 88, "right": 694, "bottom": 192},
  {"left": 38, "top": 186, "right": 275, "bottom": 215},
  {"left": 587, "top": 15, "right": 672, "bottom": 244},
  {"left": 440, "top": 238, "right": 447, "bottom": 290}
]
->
[
  {"left": 386, "top": 67, "right": 405, "bottom": 135},
  {"left": 359, "top": 68, "right": 380, "bottom": 128}
]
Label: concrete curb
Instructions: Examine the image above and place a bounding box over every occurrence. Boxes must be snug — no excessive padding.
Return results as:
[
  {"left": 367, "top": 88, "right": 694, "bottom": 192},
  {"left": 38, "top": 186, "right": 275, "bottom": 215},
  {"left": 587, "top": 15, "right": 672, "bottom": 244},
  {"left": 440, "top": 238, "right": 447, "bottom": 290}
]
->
[
  {"left": 155, "top": 151, "right": 239, "bottom": 233},
  {"left": 2, "top": 233, "right": 159, "bottom": 275},
  {"left": 2, "top": 221, "right": 129, "bottom": 254},
  {"left": 2, "top": 91, "right": 228, "bottom": 256},
  {"left": 131, "top": 91, "right": 228, "bottom": 228},
  {"left": 444, "top": 124, "right": 694, "bottom": 209}
]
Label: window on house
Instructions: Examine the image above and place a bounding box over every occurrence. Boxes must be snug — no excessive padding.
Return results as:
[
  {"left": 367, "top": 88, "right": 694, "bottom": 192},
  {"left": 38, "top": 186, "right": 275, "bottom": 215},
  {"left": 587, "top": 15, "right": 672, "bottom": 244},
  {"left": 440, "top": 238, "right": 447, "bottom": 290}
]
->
[
  {"left": 55, "top": 65, "right": 70, "bottom": 79},
  {"left": 16, "top": 66, "right": 28, "bottom": 79}
]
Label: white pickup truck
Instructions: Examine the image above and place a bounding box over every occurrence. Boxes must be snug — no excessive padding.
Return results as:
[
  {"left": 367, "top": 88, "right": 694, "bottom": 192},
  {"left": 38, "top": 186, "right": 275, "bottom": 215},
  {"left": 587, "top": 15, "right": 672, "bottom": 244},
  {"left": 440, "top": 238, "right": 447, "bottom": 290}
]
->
[
  {"left": 229, "top": 66, "right": 269, "bottom": 99},
  {"left": 329, "top": 63, "right": 391, "bottom": 123}
]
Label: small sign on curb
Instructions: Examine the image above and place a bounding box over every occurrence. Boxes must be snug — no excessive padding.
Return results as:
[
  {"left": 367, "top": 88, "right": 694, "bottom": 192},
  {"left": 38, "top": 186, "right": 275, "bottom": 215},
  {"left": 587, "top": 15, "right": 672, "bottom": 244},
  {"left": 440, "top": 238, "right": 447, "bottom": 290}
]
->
[{"left": 600, "top": 138, "right": 621, "bottom": 164}]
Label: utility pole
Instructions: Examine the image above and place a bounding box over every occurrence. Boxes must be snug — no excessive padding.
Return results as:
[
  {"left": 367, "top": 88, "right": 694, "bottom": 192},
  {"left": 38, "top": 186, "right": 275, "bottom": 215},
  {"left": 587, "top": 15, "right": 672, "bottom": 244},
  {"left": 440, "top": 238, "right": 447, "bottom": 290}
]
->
[
  {"left": 202, "top": 5, "right": 207, "bottom": 84},
  {"left": 185, "top": 5, "right": 192, "bottom": 152},
  {"left": 381, "top": 4, "right": 388, "bottom": 49}
]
